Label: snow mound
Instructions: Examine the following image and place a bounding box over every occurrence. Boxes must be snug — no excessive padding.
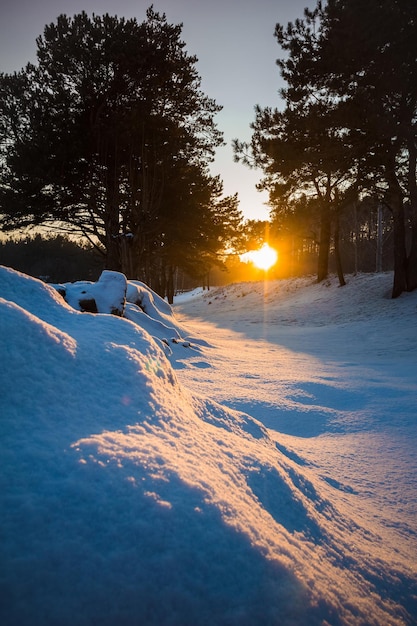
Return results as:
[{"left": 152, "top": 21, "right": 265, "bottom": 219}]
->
[{"left": 54, "top": 272, "right": 190, "bottom": 354}]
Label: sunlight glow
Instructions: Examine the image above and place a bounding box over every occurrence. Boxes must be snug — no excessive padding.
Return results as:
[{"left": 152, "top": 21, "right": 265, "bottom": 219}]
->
[{"left": 241, "top": 244, "right": 278, "bottom": 271}]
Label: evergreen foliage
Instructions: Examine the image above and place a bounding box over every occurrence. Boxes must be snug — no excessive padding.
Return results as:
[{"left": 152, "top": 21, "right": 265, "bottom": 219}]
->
[
  {"left": 0, "top": 8, "right": 242, "bottom": 297},
  {"left": 234, "top": 0, "right": 417, "bottom": 296}
]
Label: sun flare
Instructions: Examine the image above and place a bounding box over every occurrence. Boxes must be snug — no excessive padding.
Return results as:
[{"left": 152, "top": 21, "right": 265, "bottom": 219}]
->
[{"left": 241, "top": 243, "right": 278, "bottom": 271}]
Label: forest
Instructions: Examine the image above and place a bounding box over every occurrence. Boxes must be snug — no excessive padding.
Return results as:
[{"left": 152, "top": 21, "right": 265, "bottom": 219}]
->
[{"left": 0, "top": 0, "right": 416, "bottom": 297}]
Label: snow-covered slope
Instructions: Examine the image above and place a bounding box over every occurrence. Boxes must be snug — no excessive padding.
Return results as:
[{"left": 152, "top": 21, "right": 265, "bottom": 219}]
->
[
  {"left": 175, "top": 271, "right": 410, "bottom": 326},
  {"left": 1, "top": 266, "right": 416, "bottom": 625}
]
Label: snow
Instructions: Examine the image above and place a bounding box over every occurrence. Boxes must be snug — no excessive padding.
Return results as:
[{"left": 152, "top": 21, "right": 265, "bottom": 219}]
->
[
  {"left": 1, "top": 265, "right": 417, "bottom": 625},
  {"left": 55, "top": 270, "right": 128, "bottom": 315}
]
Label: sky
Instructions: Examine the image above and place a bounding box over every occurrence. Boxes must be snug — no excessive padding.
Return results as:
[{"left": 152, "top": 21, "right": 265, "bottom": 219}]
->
[
  {"left": 0, "top": 0, "right": 315, "bottom": 221},
  {"left": 1, "top": 264, "right": 417, "bottom": 624}
]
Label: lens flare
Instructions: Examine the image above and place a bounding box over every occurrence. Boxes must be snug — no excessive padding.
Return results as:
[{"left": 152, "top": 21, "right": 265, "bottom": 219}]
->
[{"left": 241, "top": 244, "right": 278, "bottom": 271}]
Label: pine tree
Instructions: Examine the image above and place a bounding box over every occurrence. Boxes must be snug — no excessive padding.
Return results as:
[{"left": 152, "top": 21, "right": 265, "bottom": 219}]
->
[
  {"left": 320, "top": 0, "right": 417, "bottom": 296},
  {"left": 0, "top": 9, "right": 232, "bottom": 282},
  {"left": 241, "top": 0, "right": 417, "bottom": 295}
]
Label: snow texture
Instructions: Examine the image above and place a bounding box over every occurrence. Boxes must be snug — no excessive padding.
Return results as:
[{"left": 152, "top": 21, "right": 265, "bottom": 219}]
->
[{"left": 1, "top": 265, "right": 416, "bottom": 626}]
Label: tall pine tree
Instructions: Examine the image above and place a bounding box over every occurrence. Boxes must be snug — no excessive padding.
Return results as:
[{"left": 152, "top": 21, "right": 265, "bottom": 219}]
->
[{"left": 0, "top": 9, "right": 235, "bottom": 286}]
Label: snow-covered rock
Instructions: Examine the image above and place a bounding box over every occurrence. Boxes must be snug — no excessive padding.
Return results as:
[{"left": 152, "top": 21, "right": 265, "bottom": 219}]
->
[
  {"left": 54, "top": 272, "right": 191, "bottom": 355},
  {"left": 55, "top": 270, "right": 127, "bottom": 315}
]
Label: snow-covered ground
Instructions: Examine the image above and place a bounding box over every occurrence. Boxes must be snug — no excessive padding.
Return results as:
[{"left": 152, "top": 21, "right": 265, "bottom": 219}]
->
[{"left": 1, "top": 266, "right": 416, "bottom": 625}]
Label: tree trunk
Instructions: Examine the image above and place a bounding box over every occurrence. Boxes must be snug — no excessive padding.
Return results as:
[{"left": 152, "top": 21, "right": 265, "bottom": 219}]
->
[
  {"left": 385, "top": 157, "right": 407, "bottom": 298},
  {"left": 166, "top": 265, "right": 175, "bottom": 304},
  {"left": 406, "top": 137, "right": 417, "bottom": 291},
  {"left": 317, "top": 201, "right": 331, "bottom": 282},
  {"left": 104, "top": 229, "right": 122, "bottom": 271},
  {"left": 376, "top": 204, "right": 383, "bottom": 273},
  {"left": 104, "top": 156, "right": 122, "bottom": 272},
  {"left": 406, "top": 230, "right": 417, "bottom": 293},
  {"left": 119, "top": 235, "right": 135, "bottom": 279},
  {"left": 334, "top": 211, "right": 346, "bottom": 287}
]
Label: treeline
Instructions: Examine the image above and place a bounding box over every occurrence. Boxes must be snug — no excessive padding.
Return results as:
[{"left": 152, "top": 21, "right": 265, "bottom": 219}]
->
[
  {"left": 270, "top": 197, "right": 395, "bottom": 278},
  {"left": 0, "top": 235, "right": 103, "bottom": 283},
  {"left": 0, "top": 234, "right": 230, "bottom": 289},
  {"left": 235, "top": 0, "right": 417, "bottom": 297},
  {"left": 1, "top": 2, "right": 416, "bottom": 298}
]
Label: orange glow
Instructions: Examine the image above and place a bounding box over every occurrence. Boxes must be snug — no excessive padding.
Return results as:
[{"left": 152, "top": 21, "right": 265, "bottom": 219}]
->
[{"left": 240, "top": 244, "right": 278, "bottom": 271}]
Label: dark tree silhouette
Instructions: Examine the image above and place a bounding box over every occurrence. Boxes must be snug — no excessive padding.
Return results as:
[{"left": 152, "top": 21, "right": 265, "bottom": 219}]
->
[
  {"left": 0, "top": 9, "right": 242, "bottom": 294},
  {"left": 234, "top": 0, "right": 417, "bottom": 295}
]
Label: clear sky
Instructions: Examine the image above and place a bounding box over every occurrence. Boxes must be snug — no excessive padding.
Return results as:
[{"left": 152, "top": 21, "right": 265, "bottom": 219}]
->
[{"left": 0, "top": 0, "right": 313, "bottom": 221}]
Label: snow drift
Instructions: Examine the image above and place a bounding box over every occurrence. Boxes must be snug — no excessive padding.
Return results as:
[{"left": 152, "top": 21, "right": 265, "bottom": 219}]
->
[{"left": 1, "top": 265, "right": 416, "bottom": 625}]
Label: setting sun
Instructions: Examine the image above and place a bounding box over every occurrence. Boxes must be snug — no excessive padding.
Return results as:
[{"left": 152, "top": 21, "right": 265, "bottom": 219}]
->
[{"left": 241, "top": 243, "right": 278, "bottom": 271}]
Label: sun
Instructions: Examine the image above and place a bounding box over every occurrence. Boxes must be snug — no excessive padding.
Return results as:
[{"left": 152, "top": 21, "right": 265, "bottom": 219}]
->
[
  {"left": 251, "top": 244, "right": 278, "bottom": 270},
  {"left": 241, "top": 243, "right": 278, "bottom": 271}
]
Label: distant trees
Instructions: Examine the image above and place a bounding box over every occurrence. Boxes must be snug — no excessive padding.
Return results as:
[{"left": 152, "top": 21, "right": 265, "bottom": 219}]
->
[
  {"left": 234, "top": 0, "right": 417, "bottom": 296},
  {"left": 266, "top": 194, "right": 394, "bottom": 278},
  {"left": 0, "top": 234, "right": 103, "bottom": 282},
  {"left": 0, "top": 8, "right": 242, "bottom": 298}
]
